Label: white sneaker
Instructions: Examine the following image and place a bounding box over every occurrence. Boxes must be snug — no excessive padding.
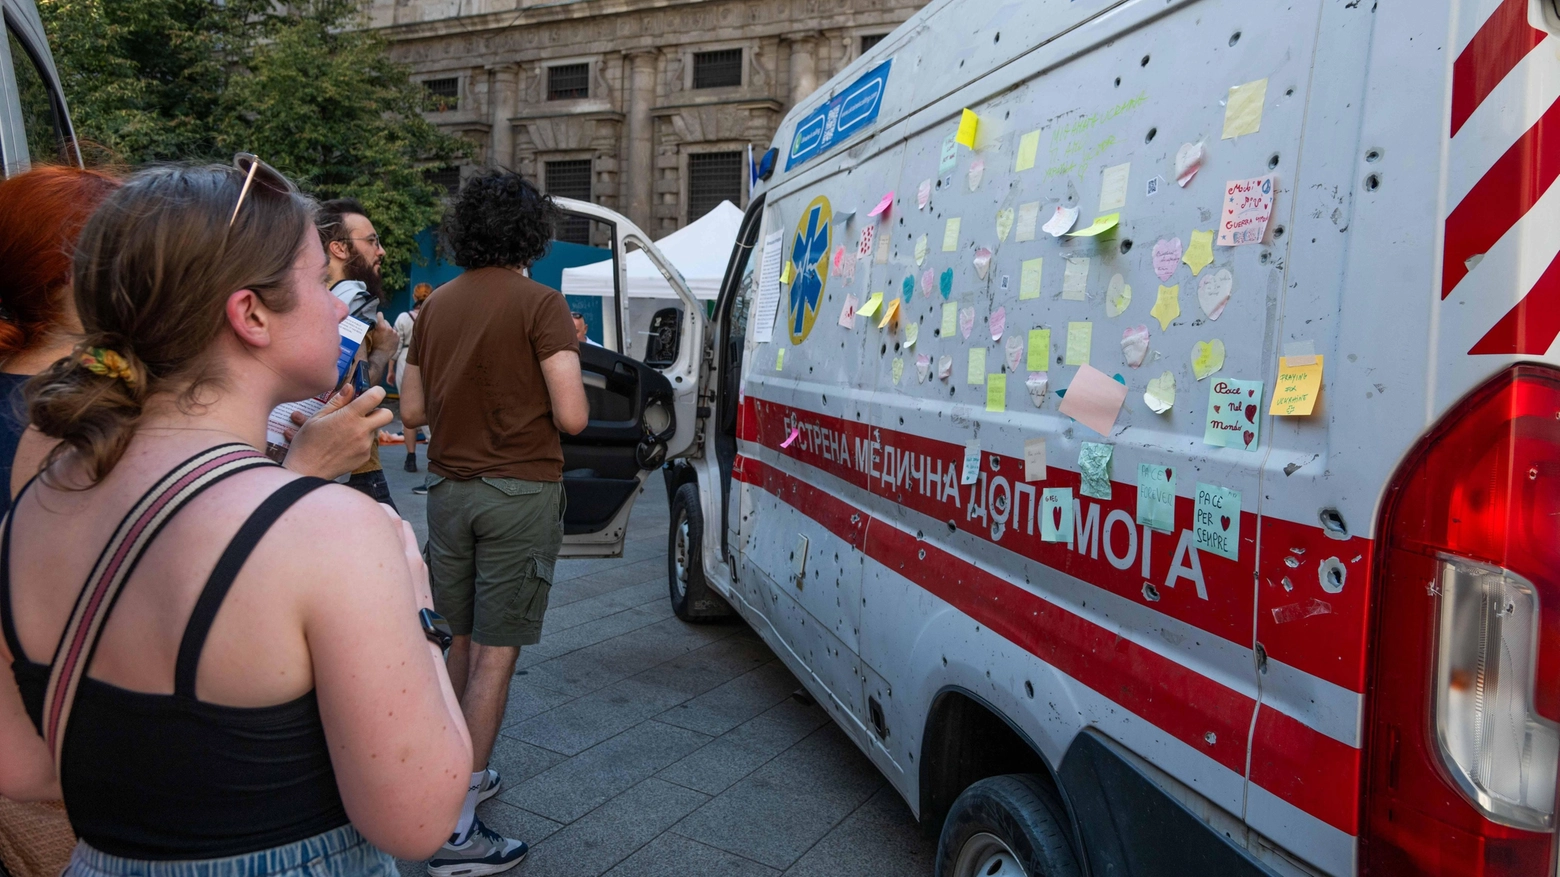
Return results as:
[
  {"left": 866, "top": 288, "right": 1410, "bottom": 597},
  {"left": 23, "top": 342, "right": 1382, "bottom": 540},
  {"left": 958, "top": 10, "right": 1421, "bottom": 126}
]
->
[
  {"left": 426, "top": 818, "right": 527, "bottom": 877},
  {"left": 477, "top": 767, "right": 502, "bottom": 804}
]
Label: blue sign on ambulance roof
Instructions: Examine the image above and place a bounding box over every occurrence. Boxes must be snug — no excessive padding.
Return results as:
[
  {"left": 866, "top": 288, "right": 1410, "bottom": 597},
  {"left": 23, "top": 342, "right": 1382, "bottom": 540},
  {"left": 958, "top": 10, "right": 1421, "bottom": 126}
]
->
[{"left": 785, "top": 59, "right": 893, "bottom": 172}]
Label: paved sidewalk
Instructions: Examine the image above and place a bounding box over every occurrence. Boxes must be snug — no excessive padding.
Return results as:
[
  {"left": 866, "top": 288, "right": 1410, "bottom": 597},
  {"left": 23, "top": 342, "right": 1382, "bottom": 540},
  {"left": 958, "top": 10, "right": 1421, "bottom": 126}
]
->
[{"left": 380, "top": 442, "right": 936, "bottom": 877}]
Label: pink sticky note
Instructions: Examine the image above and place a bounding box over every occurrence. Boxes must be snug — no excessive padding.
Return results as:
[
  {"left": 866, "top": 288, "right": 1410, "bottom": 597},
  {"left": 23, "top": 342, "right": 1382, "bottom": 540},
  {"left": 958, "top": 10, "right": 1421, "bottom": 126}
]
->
[
  {"left": 1058, "top": 365, "right": 1129, "bottom": 437},
  {"left": 1218, "top": 175, "right": 1275, "bottom": 246},
  {"left": 781, "top": 427, "right": 801, "bottom": 449},
  {"left": 869, "top": 192, "right": 894, "bottom": 217},
  {"left": 1152, "top": 238, "right": 1182, "bottom": 281},
  {"left": 989, "top": 306, "right": 1006, "bottom": 342}
]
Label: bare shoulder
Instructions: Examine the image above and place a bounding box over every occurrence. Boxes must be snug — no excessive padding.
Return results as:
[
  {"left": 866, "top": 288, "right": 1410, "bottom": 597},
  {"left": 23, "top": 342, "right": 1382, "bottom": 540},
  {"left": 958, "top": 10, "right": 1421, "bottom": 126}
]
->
[{"left": 245, "top": 477, "right": 410, "bottom": 601}]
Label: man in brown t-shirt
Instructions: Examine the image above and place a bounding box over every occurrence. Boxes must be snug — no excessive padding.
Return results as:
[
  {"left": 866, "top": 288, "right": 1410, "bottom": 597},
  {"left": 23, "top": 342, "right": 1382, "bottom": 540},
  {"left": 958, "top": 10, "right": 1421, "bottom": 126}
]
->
[{"left": 399, "top": 171, "right": 586, "bottom": 871}]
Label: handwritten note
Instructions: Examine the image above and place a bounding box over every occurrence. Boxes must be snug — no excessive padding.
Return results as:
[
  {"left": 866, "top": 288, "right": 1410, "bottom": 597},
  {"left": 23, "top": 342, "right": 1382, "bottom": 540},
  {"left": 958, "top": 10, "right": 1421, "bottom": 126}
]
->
[
  {"left": 1218, "top": 175, "right": 1275, "bottom": 246},
  {"left": 1068, "top": 213, "right": 1120, "bottom": 238},
  {"left": 961, "top": 441, "right": 981, "bottom": 484},
  {"left": 1040, "top": 488, "right": 1073, "bottom": 542},
  {"left": 986, "top": 373, "right": 1006, "bottom": 412},
  {"left": 1153, "top": 238, "right": 1182, "bottom": 281},
  {"left": 1020, "top": 258, "right": 1043, "bottom": 300},
  {"left": 838, "top": 294, "right": 859, "bottom": 328},
  {"left": 940, "top": 133, "right": 958, "bottom": 173},
  {"left": 1144, "top": 371, "right": 1176, "bottom": 414},
  {"left": 1062, "top": 257, "right": 1090, "bottom": 302},
  {"left": 1194, "top": 482, "right": 1241, "bottom": 562},
  {"left": 1191, "top": 339, "right": 1226, "bottom": 381},
  {"left": 1016, "top": 130, "right": 1040, "bottom": 172},
  {"left": 1270, "top": 356, "right": 1324, "bottom": 415},
  {"left": 1043, "top": 205, "right": 1078, "bottom": 237},
  {"left": 943, "top": 217, "right": 962, "bottom": 252},
  {"left": 1204, "top": 378, "right": 1264, "bottom": 451},
  {"left": 878, "top": 297, "right": 901, "bottom": 329},
  {"left": 1151, "top": 284, "right": 1180, "bottom": 331},
  {"left": 1065, "top": 321, "right": 1092, "bottom": 365},
  {"left": 956, "top": 108, "right": 980, "bottom": 148},
  {"left": 967, "top": 347, "right": 986, "bottom": 384},
  {"left": 1027, "top": 329, "right": 1050, "bottom": 371},
  {"left": 941, "top": 302, "right": 958, "bottom": 337},
  {"left": 996, "top": 208, "right": 1015, "bottom": 242},
  {"left": 1136, "top": 464, "right": 1176, "bottom": 532},
  {"left": 1024, "top": 438, "right": 1047, "bottom": 482},
  {"left": 1183, "top": 229, "right": 1214, "bottom": 276},
  {"left": 1017, "top": 201, "right": 1041, "bottom": 241},
  {"left": 1222, "top": 78, "right": 1268, "bottom": 140},
  {"left": 1099, "top": 163, "right": 1131, "bottom": 212}
]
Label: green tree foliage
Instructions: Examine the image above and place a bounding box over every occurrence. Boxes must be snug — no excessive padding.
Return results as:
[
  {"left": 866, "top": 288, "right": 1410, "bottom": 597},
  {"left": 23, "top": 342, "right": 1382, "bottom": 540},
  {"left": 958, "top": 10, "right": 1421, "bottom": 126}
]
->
[{"left": 38, "top": 0, "right": 467, "bottom": 290}]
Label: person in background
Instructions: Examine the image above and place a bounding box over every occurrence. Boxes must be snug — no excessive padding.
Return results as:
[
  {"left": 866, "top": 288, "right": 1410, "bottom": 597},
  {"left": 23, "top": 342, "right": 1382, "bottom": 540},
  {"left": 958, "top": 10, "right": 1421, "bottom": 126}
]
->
[
  {"left": 0, "top": 160, "right": 472, "bottom": 876},
  {"left": 316, "top": 198, "right": 400, "bottom": 506},
  {"left": 398, "top": 170, "right": 587, "bottom": 875},
  {"left": 396, "top": 283, "right": 432, "bottom": 473}
]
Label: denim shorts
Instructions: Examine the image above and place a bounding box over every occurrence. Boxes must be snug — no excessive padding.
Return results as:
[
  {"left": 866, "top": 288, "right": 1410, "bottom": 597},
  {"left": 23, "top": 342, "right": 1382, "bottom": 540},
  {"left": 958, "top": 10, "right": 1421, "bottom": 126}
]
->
[{"left": 65, "top": 825, "right": 396, "bottom": 877}]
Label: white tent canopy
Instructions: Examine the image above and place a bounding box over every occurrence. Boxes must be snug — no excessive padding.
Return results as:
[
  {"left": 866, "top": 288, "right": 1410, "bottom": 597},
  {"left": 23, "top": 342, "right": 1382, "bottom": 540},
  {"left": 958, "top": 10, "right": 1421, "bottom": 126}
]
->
[{"left": 560, "top": 200, "right": 742, "bottom": 301}]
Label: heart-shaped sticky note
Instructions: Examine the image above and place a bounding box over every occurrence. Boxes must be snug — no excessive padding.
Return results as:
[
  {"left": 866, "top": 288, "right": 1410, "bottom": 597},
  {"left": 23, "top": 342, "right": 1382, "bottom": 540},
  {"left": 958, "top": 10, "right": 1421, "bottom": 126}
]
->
[
  {"left": 1121, "top": 325, "right": 1150, "bottom": 368},
  {"left": 1153, "top": 238, "right": 1182, "bottom": 281},
  {"left": 1198, "top": 267, "right": 1233, "bottom": 320},
  {"left": 1105, "top": 274, "right": 1132, "bottom": 318},
  {"left": 1175, "top": 142, "right": 1205, "bottom": 187},
  {"left": 1144, "top": 371, "right": 1175, "bottom": 413},
  {"left": 1005, "top": 335, "right": 1024, "bottom": 373},
  {"left": 902, "top": 275, "right": 915, "bottom": 300},
  {"left": 973, "top": 249, "right": 992, "bottom": 280},
  {"left": 892, "top": 357, "right": 905, "bottom": 384},
  {"left": 832, "top": 245, "right": 845, "bottom": 272},
  {"left": 938, "top": 268, "right": 953, "bottom": 298},
  {"left": 938, "top": 355, "right": 953, "bottom": 380},
  {"left": 1191, "top": 339, "right": 1226, "bottom": 381},
  {"left": 989, "top": 306, "right": 1006, "bottom": 342},
  {"left": 916, "top": 354, "right": 932, "bottom": 383},
  {"left": 915, "top": 235, "right": 929, "bottom": 265},
  {"left": 922, "top": 269, "right": 935, "bottom": 295},
  {"left": 1026, "top": 373, "right": 1049, "bottom": 407},
  {"left": 959, "top": 307, "right": 976, "bottom": 340},
  {"left": 996, "top": 208, "right": 1015, "bottom": 242},
  {"left": 968, "top": 158, "right": 985, "bottom": 191}
]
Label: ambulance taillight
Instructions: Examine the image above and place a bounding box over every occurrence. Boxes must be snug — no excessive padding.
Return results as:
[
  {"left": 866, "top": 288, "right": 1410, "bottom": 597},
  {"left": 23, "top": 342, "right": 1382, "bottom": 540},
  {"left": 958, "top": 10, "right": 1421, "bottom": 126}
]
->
[{"left": 1363, "top": 364, "right": 1560, "bottom": 875}]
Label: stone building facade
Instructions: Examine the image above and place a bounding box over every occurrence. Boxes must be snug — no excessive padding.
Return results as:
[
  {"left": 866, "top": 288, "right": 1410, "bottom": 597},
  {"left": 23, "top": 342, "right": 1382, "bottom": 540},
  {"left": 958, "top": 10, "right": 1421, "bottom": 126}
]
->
[{"left": 367, "top": 0, "right": 923, "bottom": 238}]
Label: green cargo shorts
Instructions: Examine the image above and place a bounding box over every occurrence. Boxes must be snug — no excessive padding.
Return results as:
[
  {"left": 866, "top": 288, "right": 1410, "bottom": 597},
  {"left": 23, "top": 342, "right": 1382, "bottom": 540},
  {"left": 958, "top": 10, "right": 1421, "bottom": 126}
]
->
[{"left": 425, "top": 476, "right": 565, "bottom": 647}]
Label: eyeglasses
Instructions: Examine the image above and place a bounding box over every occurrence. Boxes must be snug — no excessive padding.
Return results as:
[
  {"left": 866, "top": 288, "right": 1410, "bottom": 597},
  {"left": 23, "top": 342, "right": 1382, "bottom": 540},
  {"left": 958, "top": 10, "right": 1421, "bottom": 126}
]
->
[
  {"left": 570, "top": 312, "right": 584, "bottom": 319},
  {"left": 227, "top": 153, "right": 295, "bottom": 229},
  {"left": 349, "top": 235, "right": 382, "bottom": 248}
]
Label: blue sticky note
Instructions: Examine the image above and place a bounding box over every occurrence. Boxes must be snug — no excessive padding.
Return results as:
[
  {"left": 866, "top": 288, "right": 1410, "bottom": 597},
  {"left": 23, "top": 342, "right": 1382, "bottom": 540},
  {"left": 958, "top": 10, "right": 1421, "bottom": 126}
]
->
[
  {"left": 1193, "top": 482, "right": 1240, "bottom": 561},
  {"left": 903, "top": 275, "right": 916, "bottom": 300},
  {"left": 1136, "top": 463, "right": 1176, "bottom": 533},
  {"left": 939, "top": 268, "right": 954, "bottom": 299},
  {"left": 1204, "top": 378, "right": 1264, "bottom": 451},
  {"left": 1041, "top": 488, "right": 1073, "bottom": 542}
]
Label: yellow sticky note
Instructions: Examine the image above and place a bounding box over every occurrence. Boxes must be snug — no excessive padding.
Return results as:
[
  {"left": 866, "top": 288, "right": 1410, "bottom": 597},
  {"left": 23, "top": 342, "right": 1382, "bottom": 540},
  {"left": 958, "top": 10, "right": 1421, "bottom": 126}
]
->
[
  {"left": 1065, "top": 322, "right": 1092, "bottom": 366},
  {"left": 943, "top": 217, "right": 962, "bottom": 252},
  {"left": 1271, "top": 356, "right": 1325, "bottom": 416},
  {"left": 1183, "top": 229, "right": 1214, "bottom": 276},
  {"left": 878, "top": 297, "right": 901, "bottom": 329},
  {"left": 1222, "top": 78, "right": 1268, "bottom": 140},
  {"left": 1067, "top": 213, "right": 1120, "bottom": 237},
  {"left": 941, "top": 302, "right": 958, "bottom": 337},
  {"left": 1016, "top": 130, "right": 1040, "bottom": 172},
  {"left": 1019, "top": 258, "right": 1043, "bottom": 300},
  {"left": 1027, "top": 328, "right": 1050, "bottom": 371},
  {"left": 967, "top": 348, "right": 986, "bottom": 384},
  {"left": 996, "top": 208, "right": 1015, "bottom": 242},
  {"left": 780, "top": 261, "right": 795, "bottom": 284},
  {"left": 1151, "top": 285, "right": 1180, "bottom": 331},
  {"left": 776, "top": 349, "right": 785, "bottom": 370},
  {"left": 986, "top": 373, "right": 1007, "bottom": 412},
  {"left": 956, "top": 108, "right": 980, "bottom": 148},
  {"left": 915, "top": 235, "right": 929, "bottom": 266},
  {"left": 858, "top": 291, "right": 884, "bottom": 318}
]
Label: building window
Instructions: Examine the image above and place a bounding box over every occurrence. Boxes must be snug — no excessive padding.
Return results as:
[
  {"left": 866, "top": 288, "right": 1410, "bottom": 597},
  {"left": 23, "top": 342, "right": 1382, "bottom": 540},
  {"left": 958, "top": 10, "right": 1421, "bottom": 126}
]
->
[
  {"left": 687, "top": 151, "right": 743, "bottom": 223},
  {"left": 547, "top": 63, "right": 590, "bottom": 100},
  {"left": 860, "top": 34, "right": 887, "bottom": 54},
  {"left": 423, "top": 77, "right": 459, "bottom": 112},
  {"left": 424, "top": 166, "right": 461, "bottom": 195},
  {"left": 692, "top": 49, "right": 743, "bottom": 89},
  {"left": 545, "top": 160, "right": 593, "bottom": 244}
]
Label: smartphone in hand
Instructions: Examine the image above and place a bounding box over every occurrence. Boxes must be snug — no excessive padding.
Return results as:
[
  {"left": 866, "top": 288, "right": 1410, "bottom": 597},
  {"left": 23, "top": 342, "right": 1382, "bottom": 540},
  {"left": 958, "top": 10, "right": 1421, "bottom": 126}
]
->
[{"left": 351, "top": 360, "right": 370, "bottom": 396}]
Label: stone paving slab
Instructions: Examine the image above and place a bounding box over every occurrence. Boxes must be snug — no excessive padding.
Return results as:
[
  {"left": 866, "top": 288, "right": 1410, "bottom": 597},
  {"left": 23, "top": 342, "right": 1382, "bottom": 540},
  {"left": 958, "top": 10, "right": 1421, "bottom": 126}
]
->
[{"left": 382, "top": 439, "right": 934, "bottom": 877}]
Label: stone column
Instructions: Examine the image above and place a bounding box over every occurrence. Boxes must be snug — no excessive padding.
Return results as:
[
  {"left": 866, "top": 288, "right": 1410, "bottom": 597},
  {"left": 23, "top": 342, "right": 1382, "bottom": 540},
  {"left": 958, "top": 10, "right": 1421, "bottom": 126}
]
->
[
  {"left": 623, "top": 49, "right": 658, "bottom": 231},
  {"left": 786, "top": 32, "right": 821, "bottom": 107},
  {"left": 488, "top": 64, "right": 519, "bottom": 170}
]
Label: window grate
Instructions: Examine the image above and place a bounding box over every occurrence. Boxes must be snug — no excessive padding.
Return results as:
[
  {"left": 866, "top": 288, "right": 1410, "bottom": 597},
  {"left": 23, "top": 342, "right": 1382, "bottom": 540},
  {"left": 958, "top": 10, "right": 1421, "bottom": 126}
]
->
[
  {"left": 687, "top": 151, "right": 743, "bottom": 223},
  {"left": 547, "top": 63, "right": 590, "bottom": 100},
  {"left": 424, "top": 166, "right": 461, "bottom": 195},
  {"left": 546, "top": 160, "right": 593, "bottom": 245},
  {"left": 692, "top": 49, "right": 743, "bottom": 89},
  {"left": 860, "top": 34, "right": 887, "bottom": 54},
  {"left": 423, "top": 77, "right": 459, "bottom": 112}
]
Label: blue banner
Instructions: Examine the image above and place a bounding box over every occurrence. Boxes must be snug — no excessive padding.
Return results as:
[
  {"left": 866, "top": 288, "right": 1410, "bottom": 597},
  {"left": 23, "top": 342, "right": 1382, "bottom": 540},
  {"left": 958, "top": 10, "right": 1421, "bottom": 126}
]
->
[{"left": 785, "top": 58, "right": 893, "bottom": 172}]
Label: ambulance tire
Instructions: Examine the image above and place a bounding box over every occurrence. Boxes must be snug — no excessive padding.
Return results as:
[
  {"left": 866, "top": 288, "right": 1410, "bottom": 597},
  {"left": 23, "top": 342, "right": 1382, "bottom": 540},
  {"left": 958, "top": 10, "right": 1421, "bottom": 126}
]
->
[
  {"left": 668, "top": 483, "right": 730, "bottom": 622},
  {"left": 935, "top": 775, "right": 1081, "bottom": 877}
]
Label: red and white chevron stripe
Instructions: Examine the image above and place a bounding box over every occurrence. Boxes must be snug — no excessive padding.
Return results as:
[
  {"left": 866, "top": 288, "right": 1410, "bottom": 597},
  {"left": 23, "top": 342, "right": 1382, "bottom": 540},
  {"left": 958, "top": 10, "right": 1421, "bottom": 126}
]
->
[{"left": 1445, "top": 0, "right": 1560, "bottom": 355}]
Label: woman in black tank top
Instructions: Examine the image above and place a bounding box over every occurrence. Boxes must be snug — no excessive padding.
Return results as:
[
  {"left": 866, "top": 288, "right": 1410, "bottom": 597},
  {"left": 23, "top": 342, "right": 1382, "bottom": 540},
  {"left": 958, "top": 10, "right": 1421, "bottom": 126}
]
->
[{"left": 0, "top": 161, "right": 472, "bottom": 875}]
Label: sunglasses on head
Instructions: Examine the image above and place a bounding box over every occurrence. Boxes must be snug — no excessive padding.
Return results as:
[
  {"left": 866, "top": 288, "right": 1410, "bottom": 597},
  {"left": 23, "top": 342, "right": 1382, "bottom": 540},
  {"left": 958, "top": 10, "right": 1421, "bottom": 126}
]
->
[{"left": 227, "top": 153, "right": 296, "bottom": 229}]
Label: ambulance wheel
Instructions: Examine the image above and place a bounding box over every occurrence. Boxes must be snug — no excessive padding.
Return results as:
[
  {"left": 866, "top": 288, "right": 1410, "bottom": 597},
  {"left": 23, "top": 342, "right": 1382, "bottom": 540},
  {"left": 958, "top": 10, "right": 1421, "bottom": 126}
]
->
[
  {"left": 935, "top": 775, "right": 1080, "bottom": 877},
  {"left": 669, "top": 483, "right": 729, "bottom": 622}
]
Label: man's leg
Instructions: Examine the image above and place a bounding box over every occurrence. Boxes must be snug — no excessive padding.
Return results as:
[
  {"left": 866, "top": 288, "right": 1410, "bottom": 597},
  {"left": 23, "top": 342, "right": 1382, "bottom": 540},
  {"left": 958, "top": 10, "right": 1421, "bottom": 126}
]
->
[
  {"left": 459, "top": 642, "right": 521, "bottom": 769},
  {"left": 445, "top": 635, "right": 472, "bottom": 701}
]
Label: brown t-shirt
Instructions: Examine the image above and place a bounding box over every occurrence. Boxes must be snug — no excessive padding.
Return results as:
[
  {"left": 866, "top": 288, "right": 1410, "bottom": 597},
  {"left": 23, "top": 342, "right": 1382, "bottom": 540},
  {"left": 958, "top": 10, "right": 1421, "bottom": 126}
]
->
[{"left": 408, "top": 268, "right": 580, "bottom": 481}]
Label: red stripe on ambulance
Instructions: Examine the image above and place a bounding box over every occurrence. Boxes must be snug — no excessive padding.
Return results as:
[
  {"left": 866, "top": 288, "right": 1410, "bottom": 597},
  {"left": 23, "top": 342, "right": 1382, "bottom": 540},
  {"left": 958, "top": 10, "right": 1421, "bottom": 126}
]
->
[{"left": 1449, "top": 0, "right": 1545, "bottom": 137}]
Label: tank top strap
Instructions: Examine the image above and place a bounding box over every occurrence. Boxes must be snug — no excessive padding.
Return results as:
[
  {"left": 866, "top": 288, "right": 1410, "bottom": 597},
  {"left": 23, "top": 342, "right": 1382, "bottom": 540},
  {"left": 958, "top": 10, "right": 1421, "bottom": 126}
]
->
[
  {"left": 0, "top": 470, "right": 48, "bottom": 661},
  {"left": 174, "top": 476, "right": 331, "bottom": 699}
]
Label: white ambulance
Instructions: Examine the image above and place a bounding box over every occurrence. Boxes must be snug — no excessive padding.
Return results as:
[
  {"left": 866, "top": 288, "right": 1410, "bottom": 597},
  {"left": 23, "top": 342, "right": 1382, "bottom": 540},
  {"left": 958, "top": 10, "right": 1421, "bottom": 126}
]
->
[{"left": 550, "top": 0, "right": 1560, "bottom": 874}]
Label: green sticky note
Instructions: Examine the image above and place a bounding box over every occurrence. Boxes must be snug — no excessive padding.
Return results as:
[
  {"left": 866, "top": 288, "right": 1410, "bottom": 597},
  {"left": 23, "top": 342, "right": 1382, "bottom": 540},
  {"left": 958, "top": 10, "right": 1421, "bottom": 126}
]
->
[
  {"left": 1040, "top": 488, "right": 1073, "bottom": 543},
  {"left": 1193, "top": 482, "right": 1241, "bottom": 561},
  {"left": 1065, "top": 322, "right": 1092, "bottom": 366},
  {"left": 1203, "top": 378, "right": 1264, "bottom": 451},
  {"left": 941, "top": 302, "right": 959, "bottom": 337},
  {"left": 967, "top": 348, "right": 986, "bottom": 384},
  {"left": 1016, "top": 130, "right": 1040, "bottom": 172},
  {"left": 1027, "top": 329, "right": 1050, "bottom": 371},
  {"left": 1078, "top": 442, "right": 1113, "bottom": 500},
  {"left": 858, "top": 292, "right": 884, "bottom": 318},
  {"left": 943, "top": 217, "right": 962, "bottom": 252},
  {"left": 1136, "top": 463, "right": 1176, "bottom": 532},
  {"left": 1019, "top": 258, "right": 1043, "bottom": 300},
  {"left": 1067, "top": 213, "right": 1120, "bottom": 238},
  {"left": 986, "top": 373, "right": 1006, "bottom": 412},
  {"left": 776, "top": 349, "right": 785, "bottom": 370}
]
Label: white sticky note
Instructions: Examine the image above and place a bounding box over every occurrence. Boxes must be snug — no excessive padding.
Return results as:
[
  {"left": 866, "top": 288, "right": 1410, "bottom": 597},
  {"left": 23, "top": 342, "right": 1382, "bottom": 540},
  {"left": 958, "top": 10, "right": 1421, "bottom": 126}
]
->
[
  {"left": 1062, "top": 256, "right": 1089, "bottom": 301},
  {"left": 1099, "top": 162, "right": 1130, "bottom": 212},
  {"left": 943, "top": 217, "right": 962, "bottom": 252},
  {"left": 1016, "top": 201, "right": 1040, "bottom": 242},
  {"left": 961, "top": 441, "right": 981, "bottom": 485},
  {"left": 1024, "top": 438, "right": 1047, "bottom": 482},
  {"left": 1043, "top": 205, "right": 1079, "bottom": 237}
]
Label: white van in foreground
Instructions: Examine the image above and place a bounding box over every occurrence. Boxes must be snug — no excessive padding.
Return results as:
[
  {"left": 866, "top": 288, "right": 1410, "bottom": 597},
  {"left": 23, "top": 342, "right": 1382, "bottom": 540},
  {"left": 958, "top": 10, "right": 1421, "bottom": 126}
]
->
[{"left": 556, "top": 1, "right": 1560, "bottom": 875}]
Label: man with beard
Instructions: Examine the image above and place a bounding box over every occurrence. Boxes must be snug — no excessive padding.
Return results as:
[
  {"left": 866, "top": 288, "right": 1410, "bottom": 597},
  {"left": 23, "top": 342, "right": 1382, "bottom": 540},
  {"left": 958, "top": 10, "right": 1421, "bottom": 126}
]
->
[{"left": 318, "top": 199, "right": 401, "bottom": 506}]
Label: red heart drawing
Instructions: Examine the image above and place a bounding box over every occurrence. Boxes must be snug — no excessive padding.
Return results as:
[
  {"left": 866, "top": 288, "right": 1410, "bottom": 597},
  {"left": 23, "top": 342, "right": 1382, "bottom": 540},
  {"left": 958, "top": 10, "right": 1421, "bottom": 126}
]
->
[
  {"left": 1220, "top": 515, "right": 1231, "bottom": 531},
  {"left": 1243, "top": 430, "right": 1255, "bottom": 447},
  {"left": 1052, "top": 506, "right": 1064, "bottom": 530},
  {"left": 1247, "top": 389, "right": 1255, "bottom": 397},
  {"left": 1213, "top": 405, "right": 1221, "bottom": 413},
  {"left": 1165, "top": 468, "right": 1173, "bottom": 479},
  {"left": 1244, "top": 404, "right": 1257, "bottom": 423}
]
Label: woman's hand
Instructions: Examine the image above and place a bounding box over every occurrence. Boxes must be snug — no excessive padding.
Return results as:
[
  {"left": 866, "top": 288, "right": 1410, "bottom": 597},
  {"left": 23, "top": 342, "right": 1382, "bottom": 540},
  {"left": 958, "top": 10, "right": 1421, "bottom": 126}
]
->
[{"left": 282, "top": 385, "right": 392, "bottom": 480}]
